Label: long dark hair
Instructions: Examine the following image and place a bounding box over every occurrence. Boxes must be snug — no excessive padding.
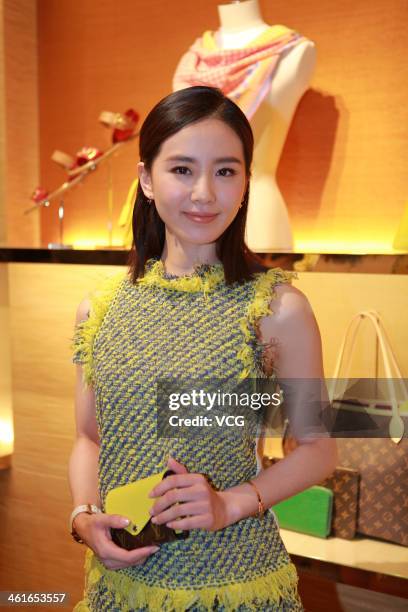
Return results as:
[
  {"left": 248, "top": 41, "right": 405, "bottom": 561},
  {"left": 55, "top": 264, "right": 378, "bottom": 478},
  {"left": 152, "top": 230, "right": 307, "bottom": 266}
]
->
[{"left": 128, "top": 86, "right": 267, "bottom": 284}]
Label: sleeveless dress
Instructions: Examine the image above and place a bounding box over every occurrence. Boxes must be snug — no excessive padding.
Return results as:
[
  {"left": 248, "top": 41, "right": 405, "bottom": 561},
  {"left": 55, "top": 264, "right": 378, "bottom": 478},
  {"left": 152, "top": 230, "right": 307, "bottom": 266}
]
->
[{"left": 71, "top": 257, "right": 302, "bottom": 612}]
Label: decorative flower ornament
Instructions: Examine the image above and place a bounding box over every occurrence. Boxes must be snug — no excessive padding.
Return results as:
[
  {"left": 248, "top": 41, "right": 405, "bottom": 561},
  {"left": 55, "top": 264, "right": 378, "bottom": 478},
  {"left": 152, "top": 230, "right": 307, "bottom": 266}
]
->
[
  {"left": 76, "top": 147, "right": 104, "bottom": 165},
  {"left": 99, "top": 108, "right": 139, "bottom": 143},
  {"left": 29, "top": 105, "right": 138, "bottom": 211},
  {"left": 52, "top": 147, "right": 104, "bottom": 180},
  {"left": 31, "top": 186, "right": 49, "bottom": 204}
]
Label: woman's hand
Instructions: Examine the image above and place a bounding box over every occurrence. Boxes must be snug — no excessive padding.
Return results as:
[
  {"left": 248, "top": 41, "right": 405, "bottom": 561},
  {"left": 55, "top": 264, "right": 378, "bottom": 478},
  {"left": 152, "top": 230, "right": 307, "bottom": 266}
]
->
[
  {"left": 148, "top": 456, "right": 229, "bottom": 532},
  {"left": 72, "top": 512, "right": 160, "bottom": 570}
]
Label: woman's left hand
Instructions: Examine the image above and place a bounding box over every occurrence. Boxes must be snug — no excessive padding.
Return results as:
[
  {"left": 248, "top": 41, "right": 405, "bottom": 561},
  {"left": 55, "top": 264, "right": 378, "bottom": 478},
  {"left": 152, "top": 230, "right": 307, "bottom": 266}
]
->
[{"left": 148, "top": 456, "right": 229, "bottom": 532}]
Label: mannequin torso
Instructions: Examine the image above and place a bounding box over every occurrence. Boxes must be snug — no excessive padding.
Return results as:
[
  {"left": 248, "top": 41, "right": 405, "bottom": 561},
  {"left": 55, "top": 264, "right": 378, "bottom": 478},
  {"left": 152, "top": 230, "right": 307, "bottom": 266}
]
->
[{"left": 216, "top": 0, "right": 316, "bottom": 251}]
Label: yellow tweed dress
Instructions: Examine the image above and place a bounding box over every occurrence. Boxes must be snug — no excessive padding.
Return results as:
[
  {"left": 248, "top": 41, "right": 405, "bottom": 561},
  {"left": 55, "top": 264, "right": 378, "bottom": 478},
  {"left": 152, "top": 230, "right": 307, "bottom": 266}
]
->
[{"left": 71, "top": 257, "right": 303, "bottom": 611}]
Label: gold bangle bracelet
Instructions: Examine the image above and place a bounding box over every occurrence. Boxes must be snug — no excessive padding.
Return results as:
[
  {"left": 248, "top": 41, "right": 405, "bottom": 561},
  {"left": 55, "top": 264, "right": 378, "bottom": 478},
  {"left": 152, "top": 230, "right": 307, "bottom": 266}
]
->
[{"left": 247, "top": 479, "right": 266, "bottom": 519}]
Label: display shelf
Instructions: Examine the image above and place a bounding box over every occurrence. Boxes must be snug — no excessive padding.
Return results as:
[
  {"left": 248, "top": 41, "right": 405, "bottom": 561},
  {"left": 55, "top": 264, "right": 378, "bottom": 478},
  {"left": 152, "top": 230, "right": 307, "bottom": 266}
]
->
[
  {"left": 281, "top": 529, "right": 408, "bottom": 580},
  {"left": 263, "top": 438, "right": 408, "bottom": 598},
  {"left": 281, "top": 530, "right": 408, "bottom": 600},
  {"left": 1, "top": 248, "right": 408, "bottom": 273}
]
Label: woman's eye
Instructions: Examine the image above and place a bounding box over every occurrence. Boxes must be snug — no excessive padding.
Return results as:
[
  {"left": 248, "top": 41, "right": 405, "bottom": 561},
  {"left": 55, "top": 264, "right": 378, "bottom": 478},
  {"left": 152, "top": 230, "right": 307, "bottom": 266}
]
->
[
  {"left": 217, "top": 167, "right": 236, "bottom": 177},
  {"left": 171, "top": 166, "right": 190, "bottom": 175},
  {"left": 170, "top": 166, "right": 236, "bottom": 176}
]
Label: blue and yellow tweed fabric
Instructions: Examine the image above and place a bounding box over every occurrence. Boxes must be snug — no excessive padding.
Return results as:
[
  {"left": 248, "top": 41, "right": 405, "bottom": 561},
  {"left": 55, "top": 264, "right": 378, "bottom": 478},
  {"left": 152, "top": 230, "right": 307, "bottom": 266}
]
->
[{"left": 72, "top": 257, "right": 302, "bottom": 611}]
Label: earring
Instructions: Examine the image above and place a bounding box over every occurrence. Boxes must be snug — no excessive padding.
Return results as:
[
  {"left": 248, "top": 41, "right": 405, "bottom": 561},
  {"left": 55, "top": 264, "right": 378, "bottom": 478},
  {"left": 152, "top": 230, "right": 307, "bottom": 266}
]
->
[{"left": 147, "top": 198, "right": 153, "bottom": 205}]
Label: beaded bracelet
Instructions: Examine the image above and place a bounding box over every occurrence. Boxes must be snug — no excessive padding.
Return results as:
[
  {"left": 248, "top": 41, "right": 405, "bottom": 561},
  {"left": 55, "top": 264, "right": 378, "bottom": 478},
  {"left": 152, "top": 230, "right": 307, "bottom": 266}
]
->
[{"left": 247, "top": 480, "right": 266, "bottom": 519}]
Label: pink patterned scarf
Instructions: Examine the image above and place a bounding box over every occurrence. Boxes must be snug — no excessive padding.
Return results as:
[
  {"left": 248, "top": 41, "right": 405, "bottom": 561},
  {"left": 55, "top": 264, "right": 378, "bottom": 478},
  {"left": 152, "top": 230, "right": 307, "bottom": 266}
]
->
[{"left": 173, "top": 25, "right": 304, "bottom": 119}]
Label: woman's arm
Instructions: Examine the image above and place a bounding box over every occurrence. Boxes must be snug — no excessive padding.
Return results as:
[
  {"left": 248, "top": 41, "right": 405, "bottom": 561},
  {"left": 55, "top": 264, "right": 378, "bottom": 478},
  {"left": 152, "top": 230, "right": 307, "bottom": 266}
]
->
[
  {"left": 222, "top": 283, "right": 338, "bottom": 525},
  {"left": 68, "top": 299, "right": 100, "bottom": 508},
  {"left": 68, "top": 369, "right": 100, "bottom": 507}
]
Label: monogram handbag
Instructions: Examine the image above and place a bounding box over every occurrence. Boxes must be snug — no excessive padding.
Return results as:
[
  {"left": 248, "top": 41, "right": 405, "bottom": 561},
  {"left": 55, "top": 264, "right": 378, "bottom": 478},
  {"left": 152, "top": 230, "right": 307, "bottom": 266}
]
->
[
  {"left": 329, "top": 310, "right": 408, "bottom": 546},
  {"left": 320, "top": 466, "right": 360, "bottom": 539},
  {"left": 106, "top": 468, "right": 189, "bottom": 550}
]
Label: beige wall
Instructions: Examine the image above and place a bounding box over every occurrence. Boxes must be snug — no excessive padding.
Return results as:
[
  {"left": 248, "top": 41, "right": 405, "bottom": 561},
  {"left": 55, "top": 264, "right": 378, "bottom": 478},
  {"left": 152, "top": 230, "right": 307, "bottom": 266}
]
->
[
  {"left": 0, "top": 1, "right": 5, "bottom": 245},
  {"left": 0, "top": 265, "right": 13, "bottom": 466},
  {"left": 0, "top": 263, "right": 407, "bottom": 605},
  {"left": 275, "top": 0, "right": 408, "bottom": 253},
  {"left": 0, "top": 264, "right": 119, "bottom": 608},
  {"left": 0, "top": 0, "right": 40, "bottom": 247}
]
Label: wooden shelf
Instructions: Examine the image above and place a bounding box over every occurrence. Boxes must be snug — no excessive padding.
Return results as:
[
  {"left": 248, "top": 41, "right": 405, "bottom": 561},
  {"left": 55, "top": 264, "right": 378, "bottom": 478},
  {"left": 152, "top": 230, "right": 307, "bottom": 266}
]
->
[
  {"left": 281, "top": 529, "right": 408, "bottom": 580},
  {"left": 1, "top": 248, "right": 408, "bottom": 273}
]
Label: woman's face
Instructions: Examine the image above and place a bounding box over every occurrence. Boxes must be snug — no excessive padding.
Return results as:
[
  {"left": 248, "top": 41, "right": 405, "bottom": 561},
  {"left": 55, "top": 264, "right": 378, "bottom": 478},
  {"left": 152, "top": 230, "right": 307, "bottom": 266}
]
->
[{"left": 138, "top": 117, "right": 248, "bottom": 247}]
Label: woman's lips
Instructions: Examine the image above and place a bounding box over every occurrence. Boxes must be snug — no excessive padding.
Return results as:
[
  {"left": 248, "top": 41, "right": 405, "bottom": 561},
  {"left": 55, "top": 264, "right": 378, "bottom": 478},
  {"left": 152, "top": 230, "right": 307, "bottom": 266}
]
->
[{"left": 183, "top": 212, "right": 219, "bottom": 224}]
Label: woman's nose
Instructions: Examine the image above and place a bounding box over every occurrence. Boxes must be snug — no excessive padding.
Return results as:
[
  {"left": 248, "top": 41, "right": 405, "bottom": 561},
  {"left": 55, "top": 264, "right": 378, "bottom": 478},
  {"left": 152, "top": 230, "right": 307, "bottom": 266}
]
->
[{"left": 191, "top": 174, "right": 215, "bottom": 204}]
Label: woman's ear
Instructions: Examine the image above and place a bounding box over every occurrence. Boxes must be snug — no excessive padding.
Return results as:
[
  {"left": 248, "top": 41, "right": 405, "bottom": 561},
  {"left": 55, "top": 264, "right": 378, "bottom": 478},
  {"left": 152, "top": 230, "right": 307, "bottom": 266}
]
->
[{"left": 137, "top": 161, "right": 154, "bottom": 200}]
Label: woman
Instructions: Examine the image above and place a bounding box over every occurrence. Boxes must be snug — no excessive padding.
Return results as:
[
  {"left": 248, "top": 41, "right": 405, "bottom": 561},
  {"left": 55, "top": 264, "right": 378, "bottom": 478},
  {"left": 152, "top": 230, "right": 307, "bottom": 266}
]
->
[{"left": 68, "top": 85, "right": 337, "bottom": 611}]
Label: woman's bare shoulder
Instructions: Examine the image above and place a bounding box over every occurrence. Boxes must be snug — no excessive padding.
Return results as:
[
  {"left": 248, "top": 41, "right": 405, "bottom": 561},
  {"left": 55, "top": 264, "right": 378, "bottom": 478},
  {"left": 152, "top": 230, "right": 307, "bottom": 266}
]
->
[
  {"left": 74, "top": 272, "right": 126, "bottom": 328},
  {"left": 75, "top": 297, "right": 91, "bottom": 324},
  {"left": 266, "top": 282, "right": 314, "bottom": 323},
  {"left": 256, "top": 281, "right": 319, "bottom": 349},
  {"left": 258, "top": 280, "right": 323, "bottom": 378}
]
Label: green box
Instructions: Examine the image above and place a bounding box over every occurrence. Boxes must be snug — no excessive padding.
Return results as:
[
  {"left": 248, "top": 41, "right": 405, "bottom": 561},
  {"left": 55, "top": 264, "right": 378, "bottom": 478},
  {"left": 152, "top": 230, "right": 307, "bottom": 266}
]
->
[{"left": 272, "top": 485, "right": 333, "bottom": 538}]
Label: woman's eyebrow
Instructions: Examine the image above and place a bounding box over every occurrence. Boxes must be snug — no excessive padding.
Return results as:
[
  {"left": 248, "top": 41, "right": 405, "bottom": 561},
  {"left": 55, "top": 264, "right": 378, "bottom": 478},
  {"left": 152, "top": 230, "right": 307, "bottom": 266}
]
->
[{"left": 165, "top": 155, "right": 242, "bottom": 164}]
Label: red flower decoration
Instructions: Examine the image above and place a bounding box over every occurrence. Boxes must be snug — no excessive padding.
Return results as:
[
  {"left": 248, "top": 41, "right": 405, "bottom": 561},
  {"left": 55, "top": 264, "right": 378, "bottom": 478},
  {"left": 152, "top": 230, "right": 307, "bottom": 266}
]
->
[
  {"left": 99, "top": 108, "right": 139, "bottom": 143},
  {"left": 31, "top": 186, "right": 49, "bottom": 203},
  {"left": 76, "top": 147, "right": 104, "bottom": 166},
  {"left": 113, "top": 109, "right": 139, "bottom": 143}
]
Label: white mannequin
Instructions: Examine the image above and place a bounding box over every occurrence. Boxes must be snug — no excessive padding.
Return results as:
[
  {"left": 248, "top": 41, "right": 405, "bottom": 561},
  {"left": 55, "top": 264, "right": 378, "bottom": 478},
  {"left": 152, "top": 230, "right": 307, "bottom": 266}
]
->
[{"left": 216, "top": 0, "right": 317, "bottom": 252}]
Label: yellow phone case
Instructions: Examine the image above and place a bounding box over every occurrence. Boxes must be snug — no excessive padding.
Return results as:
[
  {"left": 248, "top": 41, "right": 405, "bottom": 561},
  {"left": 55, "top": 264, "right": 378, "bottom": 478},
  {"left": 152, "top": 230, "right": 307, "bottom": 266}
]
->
[{"left": 105, "top": 468, "right": 169, "bottom": 536}]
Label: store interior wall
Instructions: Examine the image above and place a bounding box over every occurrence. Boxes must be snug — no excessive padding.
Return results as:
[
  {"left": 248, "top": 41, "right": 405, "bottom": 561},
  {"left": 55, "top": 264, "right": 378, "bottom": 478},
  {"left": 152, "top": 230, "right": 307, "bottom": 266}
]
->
[
  {"left": 0, "top": 1, "right": 5, "bottom": 246},
  {"left": 1, "top": 264, "right": 407, "bottom": 608},
  {"left": 0, "top": 0, "right": 40, "bottom": 247},
  {"left": 33, "top": 0, "right": 408, "bottom": 252},
  {"left": 2, "top": 0, "right": 406, "bottom": 252}
]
